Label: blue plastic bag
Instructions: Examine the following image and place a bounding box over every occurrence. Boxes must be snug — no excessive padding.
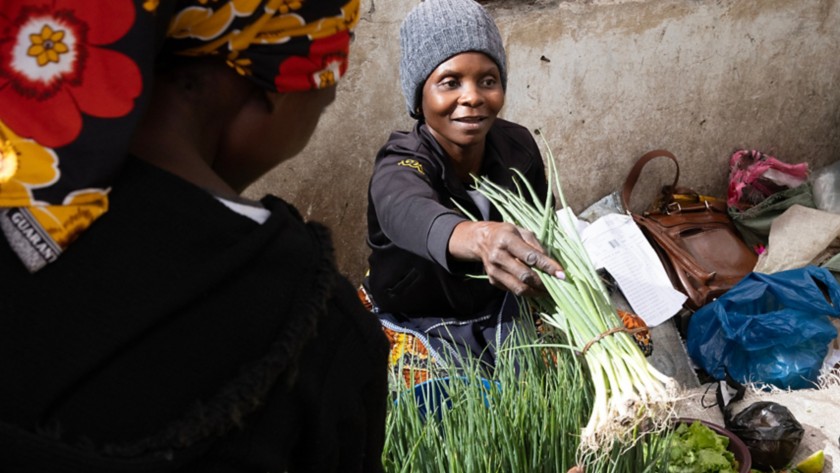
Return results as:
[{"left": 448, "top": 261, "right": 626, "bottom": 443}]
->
[{"left": 687, "top": 265, "right": 840, "bottom": 389}]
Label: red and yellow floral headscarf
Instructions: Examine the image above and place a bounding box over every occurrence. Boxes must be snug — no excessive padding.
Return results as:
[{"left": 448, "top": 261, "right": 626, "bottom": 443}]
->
[{"left": 0, "top": 0, "right": 360, "bottom": 271}]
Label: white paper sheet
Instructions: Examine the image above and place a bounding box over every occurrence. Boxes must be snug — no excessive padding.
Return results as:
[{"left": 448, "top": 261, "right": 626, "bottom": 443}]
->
[{"left": 578, "top": 213, "right": 687, "bottom": 326}]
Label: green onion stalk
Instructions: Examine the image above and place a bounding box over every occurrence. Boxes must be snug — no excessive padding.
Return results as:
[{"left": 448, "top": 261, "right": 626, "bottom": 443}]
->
[{"left": 462, "top": 132, "right": 678, "bottom": 459}]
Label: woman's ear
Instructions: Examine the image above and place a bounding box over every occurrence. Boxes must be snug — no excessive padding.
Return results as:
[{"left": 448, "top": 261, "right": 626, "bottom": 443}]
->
[{"left": 410, "top": 105, "right": 423, "bottom": 120}]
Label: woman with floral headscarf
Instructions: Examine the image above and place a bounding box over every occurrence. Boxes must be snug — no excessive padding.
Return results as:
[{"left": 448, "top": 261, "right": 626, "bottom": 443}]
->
[{"left": 0, "top": 1, "right": 388, "bottom": 471}]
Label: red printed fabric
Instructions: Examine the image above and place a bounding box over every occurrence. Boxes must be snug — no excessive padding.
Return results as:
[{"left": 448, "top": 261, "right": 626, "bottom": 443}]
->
[
  {"left": 0, "top": 0, "right": 360, "bottom": 272},
  {"left": 166, "top": 0, "right": 359, "bottom": 92}
]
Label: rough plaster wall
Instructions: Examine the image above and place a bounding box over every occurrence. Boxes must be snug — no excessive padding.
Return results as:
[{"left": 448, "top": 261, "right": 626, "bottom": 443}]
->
[{"left": 245, "top": 0, "right": 840, "bottom": 284}]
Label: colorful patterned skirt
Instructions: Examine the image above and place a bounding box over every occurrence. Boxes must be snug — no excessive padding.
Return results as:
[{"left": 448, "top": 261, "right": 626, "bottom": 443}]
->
[{"left": 357, "top": 284, "right": 652, "bottom": 391}]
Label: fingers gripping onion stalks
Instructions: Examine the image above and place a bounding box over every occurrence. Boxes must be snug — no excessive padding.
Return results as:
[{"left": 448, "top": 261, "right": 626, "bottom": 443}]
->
[{"left": 461, "top": 131, "right": 678, "bottom": 457}]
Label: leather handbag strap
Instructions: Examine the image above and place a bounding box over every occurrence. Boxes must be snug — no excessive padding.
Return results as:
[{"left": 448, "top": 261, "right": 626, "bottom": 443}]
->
[{"left": 621, "top": 149, "right": 680, "bottom": 212}]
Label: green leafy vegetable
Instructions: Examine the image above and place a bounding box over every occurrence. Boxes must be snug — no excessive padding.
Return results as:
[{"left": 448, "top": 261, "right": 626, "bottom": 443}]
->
[{"left": 667, "top": 421, "right": 739, "bottom": 473}]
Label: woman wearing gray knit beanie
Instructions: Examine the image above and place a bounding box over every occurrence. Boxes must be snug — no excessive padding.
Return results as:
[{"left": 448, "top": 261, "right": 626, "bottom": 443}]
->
[{"left": 363, "top": 0, "right": 564, "bottom": 379}]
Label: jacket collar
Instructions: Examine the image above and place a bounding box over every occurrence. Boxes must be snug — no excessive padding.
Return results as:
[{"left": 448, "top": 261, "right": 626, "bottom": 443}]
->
[
  {"left": 416, "top": 120, "right": 519, "bottom": 221},
  {"left": 421, "top": 120, "right": 528, "bottom": 182}
]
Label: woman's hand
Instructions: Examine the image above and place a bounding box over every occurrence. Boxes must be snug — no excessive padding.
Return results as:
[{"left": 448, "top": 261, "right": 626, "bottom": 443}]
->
[{"left": 448, "top": 220, "right": 565, "bottom": 296}]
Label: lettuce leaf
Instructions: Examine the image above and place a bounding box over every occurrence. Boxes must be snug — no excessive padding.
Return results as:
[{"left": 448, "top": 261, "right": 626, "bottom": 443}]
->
[{"left": 666, "top": 421, "right": 739, "bottom": 473}]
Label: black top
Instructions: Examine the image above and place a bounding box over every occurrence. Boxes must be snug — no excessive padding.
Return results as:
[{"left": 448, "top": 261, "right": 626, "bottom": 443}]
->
[
  {"left": 0, "top": 158, "right": 389, "bottom": 472},
  {"left": 366, "top": 119, "right": 548, "bottom": 317}
]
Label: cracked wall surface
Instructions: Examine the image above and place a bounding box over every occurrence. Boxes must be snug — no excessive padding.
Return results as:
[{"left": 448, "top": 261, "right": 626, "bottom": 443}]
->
[{"left": 244, "top": 0, "right": 840, "bottom": 284}]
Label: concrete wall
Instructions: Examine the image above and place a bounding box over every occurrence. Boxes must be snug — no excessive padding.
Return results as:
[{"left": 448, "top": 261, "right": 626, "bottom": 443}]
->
[{"left": 245, "top": 0, "right": 840, "bottom": 284}]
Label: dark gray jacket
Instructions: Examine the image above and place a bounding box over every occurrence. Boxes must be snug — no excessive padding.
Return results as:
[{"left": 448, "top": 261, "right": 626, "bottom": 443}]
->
[{"left": 366, "top": 119, "right": 548, "bottom": 317}]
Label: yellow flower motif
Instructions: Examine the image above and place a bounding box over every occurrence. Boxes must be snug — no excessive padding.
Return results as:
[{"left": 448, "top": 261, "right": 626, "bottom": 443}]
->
[
  {"left": 317, "top": 69, "right": 336, "bottom": 89},
  {"left": 0, "top": 139, "right": 19, "bottom": 184},
  {"left": 27, "top": 25, "right": 69, "bottom": 67},
  {"left": 226, "top": 53, "right": 253, "bottom": 77},
  {"left": 0, "top": 120, "right": 59, "bottom": 207}
]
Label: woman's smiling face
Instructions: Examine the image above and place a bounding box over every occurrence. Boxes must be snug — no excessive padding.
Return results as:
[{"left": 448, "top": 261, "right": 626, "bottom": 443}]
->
[{"left": 420, "top": 52, "right": 504, "bottom": 156}]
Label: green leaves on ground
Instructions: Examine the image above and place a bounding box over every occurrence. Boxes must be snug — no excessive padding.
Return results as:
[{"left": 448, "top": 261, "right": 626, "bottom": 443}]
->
[{"left": 666, "top": 421, "right": 738, "bottom": 473}]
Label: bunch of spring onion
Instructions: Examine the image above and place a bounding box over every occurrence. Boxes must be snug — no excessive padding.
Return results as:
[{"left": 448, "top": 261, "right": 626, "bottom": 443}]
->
[
  {"left": 460, "top": 132, "right": 678, "bottom": 457},
  {"left": 382, "top": 319, "right": 671, "bottom": 472}
]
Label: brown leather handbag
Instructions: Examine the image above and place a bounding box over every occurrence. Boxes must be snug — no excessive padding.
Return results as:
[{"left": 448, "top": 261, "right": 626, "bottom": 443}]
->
[{"left": 621, "top": 150, "right": 757, "bottom": 310}]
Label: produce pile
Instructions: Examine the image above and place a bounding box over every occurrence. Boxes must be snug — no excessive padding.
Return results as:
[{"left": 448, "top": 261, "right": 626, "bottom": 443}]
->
[
  {"left": 382, "top": 135, "right": 829, "bottom": 472},
  {"left": 382, "top": 320, "right": 672, "bottom": 472}
]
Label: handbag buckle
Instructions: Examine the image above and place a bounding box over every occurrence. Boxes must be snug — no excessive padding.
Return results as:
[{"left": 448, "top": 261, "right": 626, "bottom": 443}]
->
[{"left": 667, "top": 199, "right": 713, "bottom": 214}]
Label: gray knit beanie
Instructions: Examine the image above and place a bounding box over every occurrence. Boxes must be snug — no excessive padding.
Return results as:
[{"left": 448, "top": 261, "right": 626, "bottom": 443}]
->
[{"left": 399, "top": 0, "right": 507, "bottom": 118}]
